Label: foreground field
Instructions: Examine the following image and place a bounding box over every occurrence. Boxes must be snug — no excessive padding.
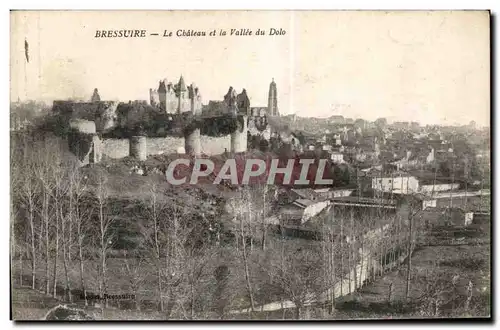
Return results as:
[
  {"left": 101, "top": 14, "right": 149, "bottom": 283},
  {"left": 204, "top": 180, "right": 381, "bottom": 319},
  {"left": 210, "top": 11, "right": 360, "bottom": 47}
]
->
[{"left": 12, "top": 216, "right": 490, "bottom": 320}]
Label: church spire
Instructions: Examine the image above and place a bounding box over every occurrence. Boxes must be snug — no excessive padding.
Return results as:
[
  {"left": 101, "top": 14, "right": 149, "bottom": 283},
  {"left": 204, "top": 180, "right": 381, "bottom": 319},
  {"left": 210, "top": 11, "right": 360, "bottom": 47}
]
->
[{"left": 267, "top": 78, "right": 278, "bottom": 116}]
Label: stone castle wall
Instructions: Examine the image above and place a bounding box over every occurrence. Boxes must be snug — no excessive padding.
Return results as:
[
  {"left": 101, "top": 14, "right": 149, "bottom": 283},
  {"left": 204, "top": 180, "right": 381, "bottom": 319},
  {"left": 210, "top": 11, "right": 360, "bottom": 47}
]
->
[
  {"left": 101, "top": 138, "right": 130, "bottom": 159},
  {"left": 201, "top": 135, "right": 231, "bottom": 155},
  {"left": 148, "top": 136, "right": 185, "bottom": 155},
  {"left": 99, "top": 134, "right": 232, "bottom": 160}
]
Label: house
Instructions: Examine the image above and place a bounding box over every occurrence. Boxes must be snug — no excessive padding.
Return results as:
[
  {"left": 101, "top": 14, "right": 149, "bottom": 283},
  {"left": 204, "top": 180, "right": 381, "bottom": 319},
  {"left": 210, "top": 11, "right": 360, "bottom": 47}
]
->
[
  {"left": 290, "top": 188, "right": 318, "bottom": 201},
  {"left": 355, "top": 151, "right": 367, "bottom": 162},
  {"left": 419, "top": 182, "right": 460, "bottom": 195},
  {"left": 423, "top": 207, "right": 474, "bottom": 227},
  {"left": 414, "top": 193, "right": 437, "bottom": 210},
  {"left": 447, "top": 208, "right": 474, "bottom": 226},
  {"left": 407, "top": 146, "right": 435, "bottom": 165},
  {"left": 330, "top": 151, "right": 345, "bottom": 164},
  {"left": 313, "top": 188, "right": 355, "bottom": 199},
  {"left": 332, "top": 133, "right": 342, "bottom": 145},
  {"left": 370, "top": 172, "right": 419, "bottom": 194},
  {"left": 322, "top": 145, "right": 333, "bottom": 152},
  {"left": 293, "top": 199, "right": 332, "bottom": 224},
  {"left": 275, "top": 196, "right": 333, "bottom": 227}
]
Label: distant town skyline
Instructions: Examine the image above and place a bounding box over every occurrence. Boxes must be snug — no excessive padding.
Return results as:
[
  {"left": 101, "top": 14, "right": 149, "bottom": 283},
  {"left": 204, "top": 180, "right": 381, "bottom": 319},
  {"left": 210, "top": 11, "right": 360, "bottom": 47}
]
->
[{"left": 10, "top": 11, "right": 490, "bottom": 126}]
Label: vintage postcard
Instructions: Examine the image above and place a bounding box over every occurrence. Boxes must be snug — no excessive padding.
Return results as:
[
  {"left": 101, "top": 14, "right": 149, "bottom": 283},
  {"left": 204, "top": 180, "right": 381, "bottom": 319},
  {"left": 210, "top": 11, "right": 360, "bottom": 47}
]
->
[{"left": 10, "top": 10, "right": 491, "bottom": 320}]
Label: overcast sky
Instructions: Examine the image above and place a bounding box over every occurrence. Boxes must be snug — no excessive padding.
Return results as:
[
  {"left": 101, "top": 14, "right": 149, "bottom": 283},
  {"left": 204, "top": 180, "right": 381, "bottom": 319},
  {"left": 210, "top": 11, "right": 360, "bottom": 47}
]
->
[{"left": 11, "top": 10, "right": 490, "bottom": 126}]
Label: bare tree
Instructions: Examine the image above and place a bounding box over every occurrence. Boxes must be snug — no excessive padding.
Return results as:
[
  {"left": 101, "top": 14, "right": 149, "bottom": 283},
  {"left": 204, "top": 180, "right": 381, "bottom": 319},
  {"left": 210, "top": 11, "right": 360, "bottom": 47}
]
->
[
  {"left": 321, "top": 202, "right": 338, "bottom": 314},
  {"left": 178, "top": 246, "right": 216, "bottom": 319},
  {"left": 339, "top": 208, "right": 345, "bottom": 296},
  {"left": 213, "top": 263, "right": 232, "bottom": 319},
  {"left": 266, "top": 244, "right": 324, "bottom": 319},
  {"left": 94, "top": 171, "right": 114, "bottom": 308},
  {"left": 121, "top": 250, "right": 145, "bottom": 311},
  {"left": 139, "top": 183, "right": 167, "bottom": 312},
  {"left": 69, "top": 169, "right": 91, "bottom": 306},
  {"left": 405, "top": 198, "right": 420, "bottom": 301},
  {"left": 35, "top": 150, "right": 55, "bottom": 296},
  {"left": 52, "top": 164, "right": 73, "bottom": 301},
  {"left": 240, "top": 197, "right": 256, "bottom": 315},
  {"left": 17, "top": 160, "right": 39, "bottom": 289},
  {"left": 350, "top": 208, "right": 357, "bottom": 292},
  {"left": 227, "top": 188, "right": 257, "bottom": 315}
]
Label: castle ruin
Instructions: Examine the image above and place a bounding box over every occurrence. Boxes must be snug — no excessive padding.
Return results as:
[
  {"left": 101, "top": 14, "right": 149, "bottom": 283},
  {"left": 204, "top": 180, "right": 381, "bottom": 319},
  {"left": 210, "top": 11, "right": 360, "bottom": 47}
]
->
[{"left": 57, "top": 78, "right": 279, "bottom": 164}]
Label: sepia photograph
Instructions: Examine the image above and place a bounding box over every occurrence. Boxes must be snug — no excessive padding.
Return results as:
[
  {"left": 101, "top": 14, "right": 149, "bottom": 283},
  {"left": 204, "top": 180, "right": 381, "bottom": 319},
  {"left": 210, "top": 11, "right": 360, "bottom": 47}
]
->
[{"left": 9, "top": 10, "right": 491, "bottom": 321}]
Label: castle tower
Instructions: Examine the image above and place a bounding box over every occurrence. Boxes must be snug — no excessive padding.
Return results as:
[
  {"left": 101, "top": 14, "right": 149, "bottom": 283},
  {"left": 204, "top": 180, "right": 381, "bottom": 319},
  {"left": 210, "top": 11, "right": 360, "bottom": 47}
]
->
[
  {"left": 237, "top": 88, "right": 251, "bottom": 116},
  {"left": 188, "top": 83, "right": 202, "bottom": 115},
  {"left": 149, "top": 88, "right": 155, "bottom": 106},
  {"left": 185, "top": 128, "right": 201, "bottom": 157},
  {"left": 177, "top": 75, "right": 189, "bottom": 113},
  {"left": 166, "top": 82, "right": 177, "bottom": 113},
  {"left": 267, "top": 78, "right": 278, "bottom": 116},
  {"left": 158, "top": 80, "right": 167, "bottom": 111},
  {"left": 130, "top": 136, "right": 147, "bottom": 161},
  {"left": 91, "top": 88, "right": 101, "bottom": 102},
  {"left": 150, "top": 88, "right": 160, "bottom": 107},
  {"left": 231, "top": 115, "right": 248, "bottom": 153},
  {"left": 224, "top": 86, "right": 238, "bottom": 115}
]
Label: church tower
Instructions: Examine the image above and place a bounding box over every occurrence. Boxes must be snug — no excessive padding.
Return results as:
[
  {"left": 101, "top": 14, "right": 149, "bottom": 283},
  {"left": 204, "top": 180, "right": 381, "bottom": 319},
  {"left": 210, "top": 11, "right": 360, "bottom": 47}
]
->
[
  {"left": 157, "top": 80, "right": 166, "bottom": 111},
  {"left": 267, "top": 78, "right": 278, "bottom": 116}
]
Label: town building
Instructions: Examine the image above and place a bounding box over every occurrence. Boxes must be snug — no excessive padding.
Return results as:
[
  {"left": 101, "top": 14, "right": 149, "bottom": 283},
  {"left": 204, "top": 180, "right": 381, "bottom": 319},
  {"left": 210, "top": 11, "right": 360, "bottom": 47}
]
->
[
  {"left": 330, "top": 151, "right": 345, "bottom": 164},
  {"left": 370, "top": 171, "right": 419, "bottom": 194}
]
